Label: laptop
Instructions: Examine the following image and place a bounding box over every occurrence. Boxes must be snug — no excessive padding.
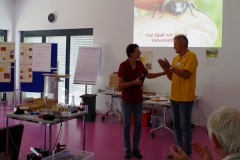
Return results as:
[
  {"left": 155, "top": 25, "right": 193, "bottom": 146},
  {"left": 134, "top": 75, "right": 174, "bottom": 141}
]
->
[{"left": 43, "top": 97, "right": 73, "bottom": 118}]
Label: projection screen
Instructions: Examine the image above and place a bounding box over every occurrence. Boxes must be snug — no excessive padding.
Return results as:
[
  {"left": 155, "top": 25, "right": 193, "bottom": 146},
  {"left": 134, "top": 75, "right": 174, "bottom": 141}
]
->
[{"left": 134, "top": 0, "right": 222, "bottom": 47}]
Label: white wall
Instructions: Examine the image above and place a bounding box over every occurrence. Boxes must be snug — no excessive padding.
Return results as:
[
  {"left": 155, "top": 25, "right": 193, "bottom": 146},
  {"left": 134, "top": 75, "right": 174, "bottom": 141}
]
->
[
  {"left": 0, "top": 0, "right": 15, "bottom": 41},
  {"left": 1, "top": 0, "right": 240, "bottom": 125},
  {"left": 14, "top": 0, "right": 134, "bottom": 114}
]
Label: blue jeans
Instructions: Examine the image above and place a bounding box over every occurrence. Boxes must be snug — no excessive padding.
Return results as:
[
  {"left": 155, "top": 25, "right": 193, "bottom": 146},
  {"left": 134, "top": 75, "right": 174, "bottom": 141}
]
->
[
  {"left": 121, "top": 99, "right": 143, "bottom": 151},
  {"left": 170, "top": 100, "right": 193, "bottom": 156}
]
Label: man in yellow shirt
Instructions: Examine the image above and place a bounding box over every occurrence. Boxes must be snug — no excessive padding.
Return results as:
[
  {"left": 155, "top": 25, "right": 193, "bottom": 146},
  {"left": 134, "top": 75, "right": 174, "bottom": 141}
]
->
[{"left": 158, "top": 35, "right": 198, "bottom": 159}]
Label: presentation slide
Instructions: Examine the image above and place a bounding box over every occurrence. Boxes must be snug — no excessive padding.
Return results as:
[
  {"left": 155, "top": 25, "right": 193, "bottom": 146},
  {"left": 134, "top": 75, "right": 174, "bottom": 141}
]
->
[{"left": 134, "top": 0, "right": 222, "bottom": 47}]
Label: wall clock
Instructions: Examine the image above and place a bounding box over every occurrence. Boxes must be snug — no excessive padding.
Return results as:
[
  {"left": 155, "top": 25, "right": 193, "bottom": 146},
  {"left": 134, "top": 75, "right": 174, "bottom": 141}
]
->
[{"left": 48, "top": 13, "right": 56, "bottom": 23}]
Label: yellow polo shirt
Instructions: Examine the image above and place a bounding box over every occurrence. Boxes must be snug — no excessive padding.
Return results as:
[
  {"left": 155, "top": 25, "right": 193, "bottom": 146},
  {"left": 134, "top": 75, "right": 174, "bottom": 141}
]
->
[{"left": 170, "top": 50, "right": 198, "bottom": 101}]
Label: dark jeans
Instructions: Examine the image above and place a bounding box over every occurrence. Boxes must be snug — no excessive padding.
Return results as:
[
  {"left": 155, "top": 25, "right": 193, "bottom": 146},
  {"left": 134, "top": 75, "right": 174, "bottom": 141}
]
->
[
  {"left": 121, "top": 100, "right": 143, "bottom": 151},
  {"left": 171, "top": 100, "right": 193, "bottom": 156}
]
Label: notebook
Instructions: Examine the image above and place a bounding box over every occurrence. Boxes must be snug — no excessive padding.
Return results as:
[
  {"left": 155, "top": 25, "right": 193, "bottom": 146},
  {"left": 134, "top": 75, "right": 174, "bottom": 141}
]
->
[{"left": 43, "top": 97, "right": 72, "bottom": 118}]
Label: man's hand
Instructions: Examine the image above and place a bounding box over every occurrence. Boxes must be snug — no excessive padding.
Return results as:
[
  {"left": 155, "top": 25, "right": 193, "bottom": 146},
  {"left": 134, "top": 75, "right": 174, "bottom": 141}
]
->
[
  {"left": 170, "top": 145, "right": 190, "bottom": 160},
  {"left": 157, "top": 59, "right": 166, "bottom": 70},
  {"left": 191, "top": 141, "right": 213, "bottom": 160},
  {"left": 158, "top": 58, "right": 171, "bottom": 70},
  {"left": 163, "top": 58, "right": 171, "bottom": 68}
]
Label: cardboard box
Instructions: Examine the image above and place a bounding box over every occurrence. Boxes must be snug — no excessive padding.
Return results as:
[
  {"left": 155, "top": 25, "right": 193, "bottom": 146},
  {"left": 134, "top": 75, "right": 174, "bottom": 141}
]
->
[
  {"left": 33, "top": 98, "right": 44, "bottom": 105},
  {"left": 33, "top": 98, "right": 58, "bottom": 108},
  {"left": 22, "top": 97, "right": 34, "bottom": 102},
  {"left": 109, "top": 72, "right": 118, "bottom": 84},
  {"left": 109, "top": 83, "right": 118, "bottom": 88}
]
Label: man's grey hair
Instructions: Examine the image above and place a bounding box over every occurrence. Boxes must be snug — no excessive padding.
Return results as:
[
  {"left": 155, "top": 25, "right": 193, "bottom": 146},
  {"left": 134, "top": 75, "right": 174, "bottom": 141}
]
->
[
  {"left": 207, "top": 106, "right": 240, "bottom": 155},
  {"left": 173, "top": 35, "right": 188, "bottom": 48}
]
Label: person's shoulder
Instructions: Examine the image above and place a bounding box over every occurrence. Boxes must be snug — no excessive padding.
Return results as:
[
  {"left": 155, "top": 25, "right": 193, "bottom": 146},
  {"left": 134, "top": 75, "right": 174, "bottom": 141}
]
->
[
  {"left": 119, "top": 59, "right": 130, "bottom": 71},
  {"left": 188, "top": 50, "right": 196, "bottom": 55},
  {"left": 173, "top": 55, "right": 180, "bottom": 60},
  {"left": 136, "top": 59, "right": 145, "bottom": 67},
  {"left": 136, "top": 59, "right": 143, "bottom": 64},
  {"left": 120, "top": 59, "right": 129, "bottom": 66},
  {"left": 187, "top": 50, "right": 197, "bottom": 58}
]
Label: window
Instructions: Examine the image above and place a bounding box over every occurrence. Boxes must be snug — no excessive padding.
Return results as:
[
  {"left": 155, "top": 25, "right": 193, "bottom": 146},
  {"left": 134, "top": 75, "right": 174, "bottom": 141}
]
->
[
  {"left": 24, "top": 37, "right": 42, "bottom": 43},
  {"left": 0, "top": 30, "right": 7, "bottom": 42},
  {"left": 69, "top": 36, "right": 93, "bottom": 104},
  {"left": 21, "top": 29, "right": 93, "bottom": 105},
  {"left": 46, "top": 36, "right": 66, "bottom": 103},
  {"left": 0, "top": 36, "right": 4, "bottom": 42}
]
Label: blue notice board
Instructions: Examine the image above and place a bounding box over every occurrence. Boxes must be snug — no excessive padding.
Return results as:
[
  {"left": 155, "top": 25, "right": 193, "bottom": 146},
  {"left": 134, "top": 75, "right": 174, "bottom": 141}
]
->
[
  {"left": 0, "top": 62, "right": 15, "bottom": 92},
  {"left": 20, "top": 43, "right": 57, "bottom": 93}
]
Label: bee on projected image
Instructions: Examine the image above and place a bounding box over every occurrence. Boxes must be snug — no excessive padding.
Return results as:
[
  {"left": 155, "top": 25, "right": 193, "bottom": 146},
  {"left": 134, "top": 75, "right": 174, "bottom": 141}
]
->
[{"left": 152, "top": 0, "right": 211, "bottom": 19}]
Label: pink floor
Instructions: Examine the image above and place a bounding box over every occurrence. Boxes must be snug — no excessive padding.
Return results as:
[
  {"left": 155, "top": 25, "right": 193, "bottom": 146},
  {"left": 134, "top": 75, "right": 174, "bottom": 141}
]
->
[{"left": 0, "top": 107, "right": 219, "bottom": 160}]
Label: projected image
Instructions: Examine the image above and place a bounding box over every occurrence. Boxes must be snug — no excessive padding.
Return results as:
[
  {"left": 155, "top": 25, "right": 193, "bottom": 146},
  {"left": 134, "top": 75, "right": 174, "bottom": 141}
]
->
[{"left": 134, "top": 0, "right": 222, "bottom": 47}]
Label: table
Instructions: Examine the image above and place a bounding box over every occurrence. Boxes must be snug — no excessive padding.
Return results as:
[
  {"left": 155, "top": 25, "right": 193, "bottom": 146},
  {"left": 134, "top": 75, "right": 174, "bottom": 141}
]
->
[
  {"left": 143, "top": 100, "right": 174, "bottom": 137},
  {"left": 97, "top": 90, "right": 159, "bottom": 121},
  {"left": 5, "top": 110, "right": 87, "bottom": 159},
  {"left": 144, "top": 97, "right": 200, "bottom": 137},
  {"left": 96, "top": 91, "right": 121, "bottom": 121}
]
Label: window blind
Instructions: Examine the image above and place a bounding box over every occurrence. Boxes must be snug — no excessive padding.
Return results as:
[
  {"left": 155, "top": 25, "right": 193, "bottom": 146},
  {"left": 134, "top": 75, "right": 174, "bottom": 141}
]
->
[
  {"left": 46, "top": 36, "right": 66, "bottom": 103},
  {"left": 0, "top": 36, "right": 4, "bottom": 42},
  {"left": 69, "top": 36, "right": 93, "bottom": 105}
]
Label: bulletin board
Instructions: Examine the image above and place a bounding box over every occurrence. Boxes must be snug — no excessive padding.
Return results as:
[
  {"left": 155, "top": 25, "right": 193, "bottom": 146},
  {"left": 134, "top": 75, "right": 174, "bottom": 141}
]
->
[
  {"left": 0, "top": 42, "right": 15, "bottom": 92},
  {"left": 20, "top": 43, "right": 57, "bottom": 93},
  {"left": 0, "top": 63, "right": 15, "bottom": 92}
]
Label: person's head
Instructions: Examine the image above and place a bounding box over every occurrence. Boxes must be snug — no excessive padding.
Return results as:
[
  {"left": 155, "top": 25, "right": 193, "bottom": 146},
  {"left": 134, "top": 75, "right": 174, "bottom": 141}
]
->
[
  {"left": 173, "top": 35, "right": 188, "bottom": 54},
  {"left": 207, "top": 106, "right": 240, "bottom": 156},
  {"left": 126, "top": 44, "right": 140, "bottom": 58}
]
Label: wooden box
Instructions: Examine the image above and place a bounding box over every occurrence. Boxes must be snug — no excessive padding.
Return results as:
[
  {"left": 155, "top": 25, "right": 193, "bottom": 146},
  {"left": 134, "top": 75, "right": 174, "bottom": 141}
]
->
[{"left": 18, "top": 103, "right": 44, "bottom": 112}]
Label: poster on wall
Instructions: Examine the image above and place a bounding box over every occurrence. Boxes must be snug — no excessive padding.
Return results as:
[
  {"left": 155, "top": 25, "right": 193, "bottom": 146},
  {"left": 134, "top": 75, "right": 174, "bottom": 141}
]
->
[
  {"left": 0, "top": 42, "right": 15, "bottom": 62},
  {"left": 206, "top": 48, "right": 219, "bottom": 66},
  {"left": 140, "top": 52, "right": 152, "bottom": 72},
  {"left": 0, "top": 62, "right": 11, "bottom": 82},
  {"left": 20, "top": 43, "right": 33, "bottom": 63},
  {"left": 32, "top": 43, "right": 51, "bottom": 72},
  {"left": 20, "top": 63, "right": 33, "bottom": 82}
]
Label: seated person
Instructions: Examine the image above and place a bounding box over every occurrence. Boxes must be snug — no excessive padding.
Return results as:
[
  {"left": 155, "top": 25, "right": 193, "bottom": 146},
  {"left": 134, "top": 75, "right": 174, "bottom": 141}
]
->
[{"left": 170, "top": 106, "right": 240, "bottom": 160}]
